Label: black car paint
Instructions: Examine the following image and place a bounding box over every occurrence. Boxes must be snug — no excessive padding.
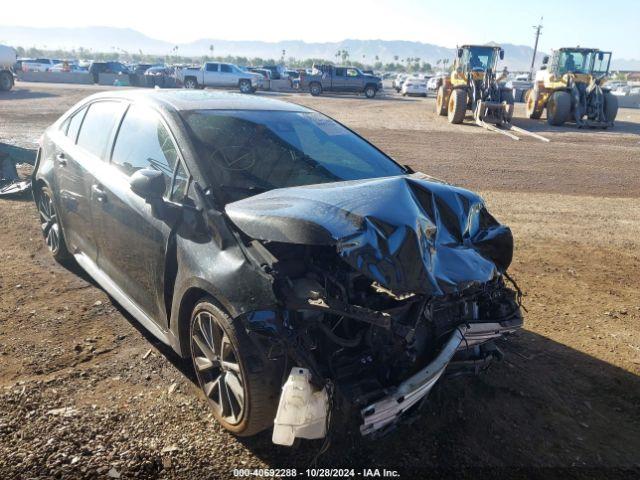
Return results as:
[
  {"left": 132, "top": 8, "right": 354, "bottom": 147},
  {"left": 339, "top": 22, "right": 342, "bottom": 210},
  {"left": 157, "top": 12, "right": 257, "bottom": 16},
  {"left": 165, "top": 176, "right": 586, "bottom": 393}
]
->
[
  {"left": 34, "top": 91, "right": 521, "bottom": 435},
  {"left": 34, "top": 91, "right": 313, "bottom": 358},
  {"left": 225, "top": 173, "right": 513, "bottom": 296}
]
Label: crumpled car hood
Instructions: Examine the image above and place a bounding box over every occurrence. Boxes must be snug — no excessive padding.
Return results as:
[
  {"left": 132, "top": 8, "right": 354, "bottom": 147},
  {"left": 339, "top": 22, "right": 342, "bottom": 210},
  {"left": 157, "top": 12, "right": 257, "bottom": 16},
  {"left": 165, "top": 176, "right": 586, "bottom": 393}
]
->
[{"left": 225, "top": 173, "right": 513, "bottom": 296}]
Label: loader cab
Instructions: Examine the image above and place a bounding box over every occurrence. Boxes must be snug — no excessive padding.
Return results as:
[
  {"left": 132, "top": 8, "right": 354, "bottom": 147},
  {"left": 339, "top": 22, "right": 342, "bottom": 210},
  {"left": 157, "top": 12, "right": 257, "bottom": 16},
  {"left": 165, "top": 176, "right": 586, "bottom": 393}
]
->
[
  {"left": 552, "top": 48, "right": 609, "bottom": 77},
  {"left": 591, "top": 51, "right": 612, "bottom": 76},
  {"left": 457, "top": 45, "right": 503, "bottom": 73}
]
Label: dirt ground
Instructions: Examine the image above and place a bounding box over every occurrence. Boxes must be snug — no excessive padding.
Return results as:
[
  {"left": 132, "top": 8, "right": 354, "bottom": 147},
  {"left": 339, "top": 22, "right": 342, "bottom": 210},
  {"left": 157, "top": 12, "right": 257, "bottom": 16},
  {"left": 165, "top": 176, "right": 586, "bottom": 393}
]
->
[{"left": 1, "top": 82, "right": 639, "bottom": 479}]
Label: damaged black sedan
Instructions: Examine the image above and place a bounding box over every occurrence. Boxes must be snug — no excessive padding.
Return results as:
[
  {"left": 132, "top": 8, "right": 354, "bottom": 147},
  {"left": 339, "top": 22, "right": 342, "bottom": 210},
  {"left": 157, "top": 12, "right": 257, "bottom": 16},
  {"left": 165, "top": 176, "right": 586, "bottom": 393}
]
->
[{"left": 33, "top": 90, "right": 522, "bottom": 444}]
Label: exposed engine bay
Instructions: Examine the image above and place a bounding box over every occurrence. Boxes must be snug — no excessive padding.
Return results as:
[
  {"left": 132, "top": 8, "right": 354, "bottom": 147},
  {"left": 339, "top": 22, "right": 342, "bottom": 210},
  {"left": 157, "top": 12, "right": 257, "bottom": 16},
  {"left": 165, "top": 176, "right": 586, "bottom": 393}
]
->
[{"left": 226, "top": 173, "right": 523, "bottom": 443}]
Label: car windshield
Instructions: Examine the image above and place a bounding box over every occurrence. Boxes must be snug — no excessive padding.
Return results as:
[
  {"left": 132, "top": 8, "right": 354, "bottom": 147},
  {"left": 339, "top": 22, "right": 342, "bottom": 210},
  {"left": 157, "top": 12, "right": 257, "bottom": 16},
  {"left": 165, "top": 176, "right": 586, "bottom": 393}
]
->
[{"left": 182, "top": 109, "right": 406, "bottom": 202}]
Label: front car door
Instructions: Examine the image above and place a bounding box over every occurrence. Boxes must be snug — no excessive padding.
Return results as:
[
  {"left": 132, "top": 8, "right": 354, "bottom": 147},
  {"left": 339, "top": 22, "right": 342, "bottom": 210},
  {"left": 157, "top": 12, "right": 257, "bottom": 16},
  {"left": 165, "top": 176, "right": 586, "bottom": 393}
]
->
[
  {"left": 92, "top": 103, "right": 188, "bottom": 326},
  {"left": 219, "top": 64, "right": 236, "bottom": 87},
  {"left": 345, "top": 68, "right": 362, "bottom": 92}
]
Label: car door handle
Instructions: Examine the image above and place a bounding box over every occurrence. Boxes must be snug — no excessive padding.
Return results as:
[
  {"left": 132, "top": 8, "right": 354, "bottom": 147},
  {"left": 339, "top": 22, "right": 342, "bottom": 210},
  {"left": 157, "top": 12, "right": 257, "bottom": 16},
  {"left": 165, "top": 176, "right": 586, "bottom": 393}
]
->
[
  {"left": 56, "top": 153, "right": 67, "bottom": 166},
  {"left": 91, "top": 184, "right": 107, "bottom": 203}
]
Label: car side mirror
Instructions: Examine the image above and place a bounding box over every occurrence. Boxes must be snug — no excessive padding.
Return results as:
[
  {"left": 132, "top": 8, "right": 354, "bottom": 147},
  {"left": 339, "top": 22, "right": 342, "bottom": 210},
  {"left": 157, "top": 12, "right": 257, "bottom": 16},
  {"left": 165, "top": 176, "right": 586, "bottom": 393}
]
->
[
  {"left": 499, "top": 49, "right": 504, "bottom": 60},
  {"left": 540, "top": 65, "right": 547, "bottom": 70},
  {"left": 457, "top": 48, "right": 463, "bottom": 58},
  {"left": 542, "top": 55, "right": 549, "bottom": 65},
  {"left": 130, "top": 168, "right": 165, "bottom": 203}
]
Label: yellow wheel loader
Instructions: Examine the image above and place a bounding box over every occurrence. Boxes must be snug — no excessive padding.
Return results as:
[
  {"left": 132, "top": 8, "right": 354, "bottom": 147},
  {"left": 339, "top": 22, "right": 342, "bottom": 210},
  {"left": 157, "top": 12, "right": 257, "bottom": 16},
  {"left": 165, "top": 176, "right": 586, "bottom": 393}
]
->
[
  {"left": 525, "top": 48, "right": 618, "bottom": 128},
  {"left": 436, "top": 45, "right": 548, "bottom": 141}
]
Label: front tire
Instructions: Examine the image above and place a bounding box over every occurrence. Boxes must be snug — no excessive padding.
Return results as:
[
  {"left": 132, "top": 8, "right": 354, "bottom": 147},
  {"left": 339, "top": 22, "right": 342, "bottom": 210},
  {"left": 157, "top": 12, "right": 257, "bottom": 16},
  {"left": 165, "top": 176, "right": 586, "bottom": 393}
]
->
[
  {"left": 239, "top": 80, "right": 252, "bottom": 94},
  {"left": 604, "top": 92, "right": 618, "bottom": 124},
  {"left": 525, "top": 88, "right": 543, "bottom": 119},
  {"left": 546, "top": 91, "right": 571, "bottom": 126},
  {"left": 436, "top": 86, "right": 448, "bottom": 116},
  {"left": 447, "top": 89, "right": 467, "bottom": 124},
  {"left": 501, "top": 89, "right": 515, "bottom": 123},
  {"left": 364, "top": 85, "right": 376, "bottom": 98},
  {"left": 37, "top": 186, "right": 70, "bottom": 262},
  {"left": 189, "top": 298, "right": 281, "bottom": 436}
]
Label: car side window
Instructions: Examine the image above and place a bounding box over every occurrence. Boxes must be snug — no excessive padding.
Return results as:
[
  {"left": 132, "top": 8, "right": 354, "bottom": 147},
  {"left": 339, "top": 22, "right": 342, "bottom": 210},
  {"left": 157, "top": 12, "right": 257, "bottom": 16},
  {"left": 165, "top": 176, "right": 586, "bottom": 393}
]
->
[
  {"left": 76, "top": 102, "right": 125, "bottom": 158},
  {"left": 220, "top": 64, "right": 232, "bottom": 73},
  {"left": 347, "top": 68, "right": 358, "bottom": 77},
  {"left": 206, "top": 63, "right": 219, "bottom": 72},
  {"left": 335, "top": 68, "right": 346, "bottom": 77},
  {"left": 111, "top": 105, "right": 180, "bottom": 196},
  {"left": 65, "top": 107, "right": 87, "bottom": 142}
]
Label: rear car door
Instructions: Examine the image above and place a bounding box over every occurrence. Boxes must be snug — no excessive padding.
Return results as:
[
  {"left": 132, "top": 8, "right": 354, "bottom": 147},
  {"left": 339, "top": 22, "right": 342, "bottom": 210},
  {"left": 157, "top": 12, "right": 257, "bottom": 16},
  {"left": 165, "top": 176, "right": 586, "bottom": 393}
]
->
[
  {"left": 204, "top": 63, "right": 220, "bottom": 86},
  {"left": 54, "top": 101, "right": 126, "bottom": 262},
  {"left": 93, "top": 104, "right": 188, "bottom": 326},
  {"left": 332, "top": 67, "right": 347, "bottom": 91}
]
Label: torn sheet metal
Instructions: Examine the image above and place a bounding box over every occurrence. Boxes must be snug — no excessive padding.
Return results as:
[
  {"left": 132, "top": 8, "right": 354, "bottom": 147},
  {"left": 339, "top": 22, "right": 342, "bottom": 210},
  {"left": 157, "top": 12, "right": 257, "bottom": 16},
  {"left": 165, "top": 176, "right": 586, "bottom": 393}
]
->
[{"left": 226, "top": 173, "right": 513, "bottom": 296}]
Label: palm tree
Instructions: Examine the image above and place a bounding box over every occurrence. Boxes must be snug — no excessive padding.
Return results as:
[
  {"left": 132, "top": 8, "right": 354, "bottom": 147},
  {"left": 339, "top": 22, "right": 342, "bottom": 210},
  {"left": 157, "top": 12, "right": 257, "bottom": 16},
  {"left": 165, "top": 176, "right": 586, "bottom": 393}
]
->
[
  {"left": 393, "top": 55, "right": 399, "bottom": 62},
  {"left": 209, "top": 44, "right": 214, "bottom": 57}
]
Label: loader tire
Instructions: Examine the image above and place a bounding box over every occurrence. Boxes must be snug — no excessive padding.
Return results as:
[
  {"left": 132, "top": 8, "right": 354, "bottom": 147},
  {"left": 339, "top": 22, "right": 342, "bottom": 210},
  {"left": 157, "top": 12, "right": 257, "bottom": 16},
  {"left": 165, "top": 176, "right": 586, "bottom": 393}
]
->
[
  {"left": 604, "top": 92, "right": 618, "bottom": 123},
  {"left": 525, "top": 89, "right": 543, "bottom": 119},
  {"left": 436, "top": 86, "right": 448, "bottom": 116},
  {"left": 502, "top": 89, "right": 515, "bottom": 122},
  {"left": 447, "top": 89, "right": 467, "bottom": 124},
  {"left": 546, "top": 91, "right": 571, "bottom": 126}
]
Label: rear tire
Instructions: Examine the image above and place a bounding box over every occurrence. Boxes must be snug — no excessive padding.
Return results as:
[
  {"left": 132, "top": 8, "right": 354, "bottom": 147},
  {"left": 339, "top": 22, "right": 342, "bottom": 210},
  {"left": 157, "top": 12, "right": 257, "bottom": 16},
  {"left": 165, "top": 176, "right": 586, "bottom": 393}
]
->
[
  {"left": 525, "top": 88, "right": 543, "bottom": 119},
  {"left": 604, "top": 92, "right": 618, "bottom": 123},
  {"left": 447, "top": 89, "right": 467, "bottom": 124},
  {"left": 184, "top": 78, "right": 198, "bottom": 89},
  {"left": 436, "top": 86, "right": 448, "bottom": 116},
  {"left": 0, "top": 71, "right": 13, "bottom": 91},
  {"left": 189, "top": 298, "right": 282, "bottom": 437},
  {"left": 37, "top": 186, "right": 71, "bottom": 263},
  {"left": 309, "top": 82, "right": 322, "bottom": 96},
  {"left": 546, "top": 91, "right": 571, "bottom": 126}
]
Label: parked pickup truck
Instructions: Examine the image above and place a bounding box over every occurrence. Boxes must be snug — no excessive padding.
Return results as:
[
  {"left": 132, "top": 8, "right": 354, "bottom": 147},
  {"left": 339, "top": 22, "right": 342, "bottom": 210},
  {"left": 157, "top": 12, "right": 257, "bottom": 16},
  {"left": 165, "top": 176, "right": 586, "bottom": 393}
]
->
[
  {"left": 299, "top": 65, "right": 383, "bottom": 98},
  {"left": 177, "top": 62, "right": 262, "bottom": 93}
]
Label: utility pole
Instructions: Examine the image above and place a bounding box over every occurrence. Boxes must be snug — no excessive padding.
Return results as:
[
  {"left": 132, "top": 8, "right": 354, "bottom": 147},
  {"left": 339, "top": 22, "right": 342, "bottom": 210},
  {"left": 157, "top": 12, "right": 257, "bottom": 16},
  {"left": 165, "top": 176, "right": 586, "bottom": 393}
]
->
[{"left": 530, "top": 17, "right": 543, "bottom": 80}]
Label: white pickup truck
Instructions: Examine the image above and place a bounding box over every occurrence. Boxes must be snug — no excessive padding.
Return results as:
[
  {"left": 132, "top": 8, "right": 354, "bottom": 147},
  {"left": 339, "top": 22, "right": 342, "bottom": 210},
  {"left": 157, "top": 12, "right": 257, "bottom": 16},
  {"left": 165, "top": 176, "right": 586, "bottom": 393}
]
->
[
  {"left": 0, "top": 45, "right": 16, "bottom": 91},
  {"left": 21, "top": 58, "right": 60, "bottom": 72},
  {"left": 178, "top": 62, "right": 262, "bottom": 93}
]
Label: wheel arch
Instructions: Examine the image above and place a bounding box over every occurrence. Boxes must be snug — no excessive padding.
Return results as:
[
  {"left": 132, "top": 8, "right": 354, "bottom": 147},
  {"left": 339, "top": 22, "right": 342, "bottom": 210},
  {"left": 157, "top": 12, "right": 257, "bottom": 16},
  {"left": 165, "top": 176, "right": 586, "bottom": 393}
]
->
[{"left": 171, "top": 280, "right": 237, "bottom": 358}]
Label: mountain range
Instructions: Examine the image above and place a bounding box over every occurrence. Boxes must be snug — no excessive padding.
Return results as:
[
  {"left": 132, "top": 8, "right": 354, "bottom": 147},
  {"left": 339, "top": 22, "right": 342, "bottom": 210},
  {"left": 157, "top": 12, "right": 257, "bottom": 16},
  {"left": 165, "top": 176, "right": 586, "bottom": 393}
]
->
[{"left": 1, "top": 26, "right": 638, "bottom": 71}]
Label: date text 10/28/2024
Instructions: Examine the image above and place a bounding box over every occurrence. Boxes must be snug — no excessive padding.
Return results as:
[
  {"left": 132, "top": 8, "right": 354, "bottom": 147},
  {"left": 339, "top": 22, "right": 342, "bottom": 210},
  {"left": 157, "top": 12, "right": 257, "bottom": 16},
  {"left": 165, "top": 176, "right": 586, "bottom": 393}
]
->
[{"left": 233, "top": 468, "right": 401, "bottom": 478}]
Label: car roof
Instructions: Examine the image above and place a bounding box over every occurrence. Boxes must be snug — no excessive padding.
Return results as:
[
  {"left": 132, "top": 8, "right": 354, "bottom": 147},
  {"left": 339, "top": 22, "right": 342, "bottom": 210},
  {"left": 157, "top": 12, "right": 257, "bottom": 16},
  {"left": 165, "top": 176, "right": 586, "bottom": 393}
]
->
[{"left": 84, "top": 89, "right": 312, "bottom": 112}]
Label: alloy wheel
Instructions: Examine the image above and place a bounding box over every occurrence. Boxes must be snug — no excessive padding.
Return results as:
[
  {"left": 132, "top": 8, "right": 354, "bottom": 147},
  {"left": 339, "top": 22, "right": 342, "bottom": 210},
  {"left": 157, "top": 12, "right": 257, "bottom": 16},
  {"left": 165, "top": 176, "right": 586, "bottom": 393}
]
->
[
  {"left": 191, "top": 311, "right": 245, "bottom": 425},
  {"left": 38, "top": 190, "right": 61, "bottom": 254}
]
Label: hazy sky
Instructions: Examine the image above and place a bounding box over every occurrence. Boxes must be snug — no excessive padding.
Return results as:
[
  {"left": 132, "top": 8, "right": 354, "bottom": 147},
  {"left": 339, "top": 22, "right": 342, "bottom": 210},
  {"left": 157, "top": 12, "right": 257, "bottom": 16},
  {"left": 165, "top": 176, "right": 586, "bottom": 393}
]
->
[{"left": 4, "top": 0, "right": 639, "bottom": 58}]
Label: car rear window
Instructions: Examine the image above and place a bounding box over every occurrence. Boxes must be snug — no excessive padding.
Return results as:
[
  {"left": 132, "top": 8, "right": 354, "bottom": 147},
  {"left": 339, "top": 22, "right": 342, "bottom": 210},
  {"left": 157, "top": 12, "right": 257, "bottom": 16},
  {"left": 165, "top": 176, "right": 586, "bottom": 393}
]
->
[{"left": 76, "top": 101, "right": 126, "bottom": 159}]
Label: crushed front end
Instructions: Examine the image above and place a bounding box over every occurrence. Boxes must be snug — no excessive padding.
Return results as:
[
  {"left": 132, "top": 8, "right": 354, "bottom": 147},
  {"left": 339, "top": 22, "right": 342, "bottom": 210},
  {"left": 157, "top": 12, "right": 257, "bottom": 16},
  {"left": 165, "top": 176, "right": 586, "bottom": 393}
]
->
[{"left": 227, "top": 173, "right": 523, "bottom": 443}]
